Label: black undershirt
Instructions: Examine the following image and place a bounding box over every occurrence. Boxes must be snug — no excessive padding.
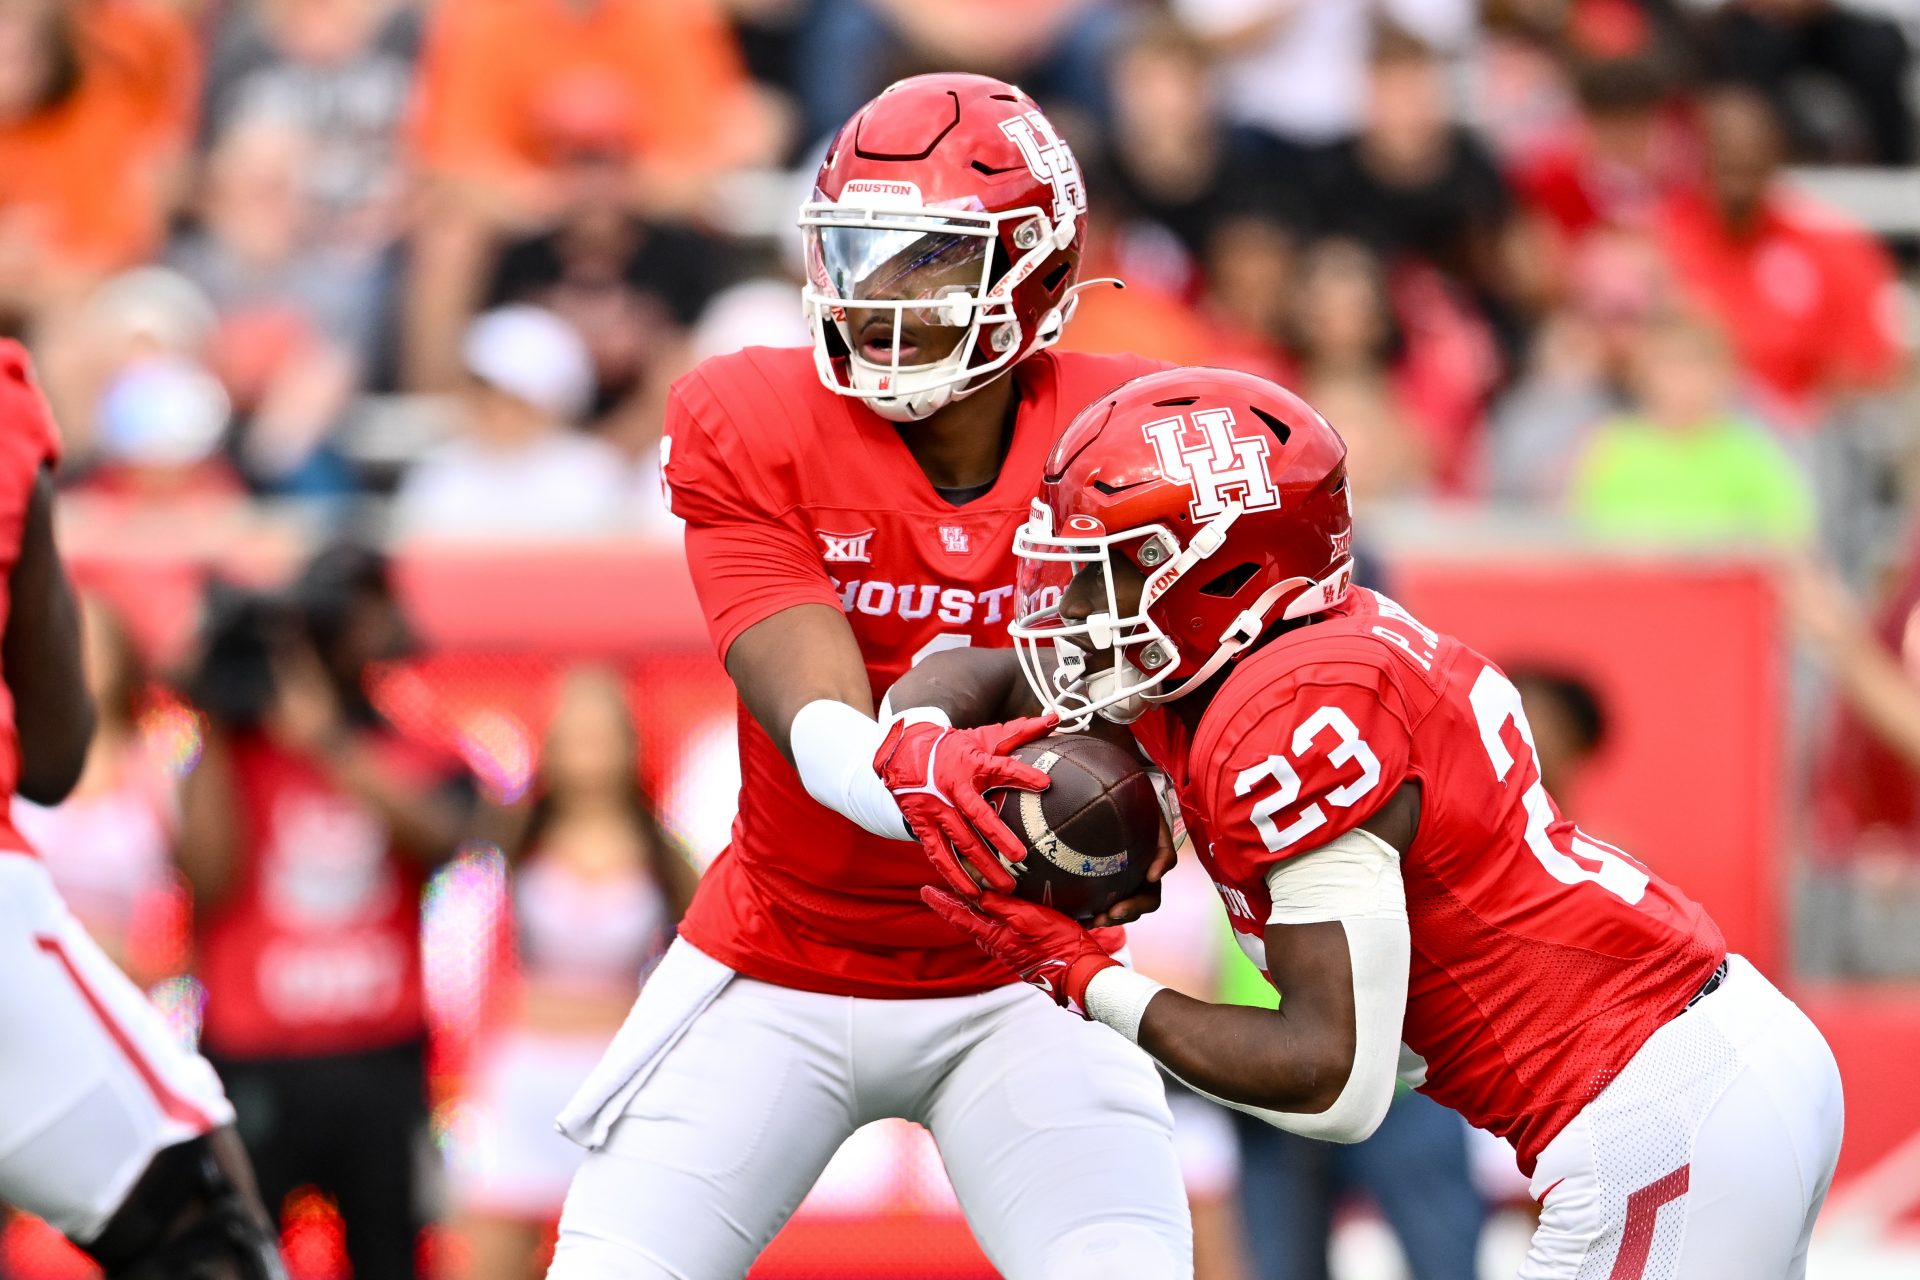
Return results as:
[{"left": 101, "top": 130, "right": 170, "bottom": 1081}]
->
[{"left": 934, "top": 480, "right": 995, "bottom": 506}]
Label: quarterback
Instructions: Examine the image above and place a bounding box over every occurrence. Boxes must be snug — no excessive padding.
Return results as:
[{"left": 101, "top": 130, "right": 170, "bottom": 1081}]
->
[
  {"left": 894, "top": 367, "right": 1845, "bottom": 1280},
  {"left": 0, "top": 343, "right": 285, "bottom": 1279},
  {"left": 548, "top": 75, "right": 1191, "bottom": 1278}
]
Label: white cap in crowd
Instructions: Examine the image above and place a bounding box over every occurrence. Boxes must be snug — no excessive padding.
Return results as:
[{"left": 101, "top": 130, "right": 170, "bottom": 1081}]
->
[
  {"left": 461, "top": 305, "right": 595, "bottom": 423},
  {"left": 95, "top": 355, "right": 231, "bottom": 466}
]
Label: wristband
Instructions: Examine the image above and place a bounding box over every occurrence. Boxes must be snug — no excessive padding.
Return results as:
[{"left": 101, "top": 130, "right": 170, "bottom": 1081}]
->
[{"left": 1084, "top": 965, "right": 1166, "bottom": 1043}]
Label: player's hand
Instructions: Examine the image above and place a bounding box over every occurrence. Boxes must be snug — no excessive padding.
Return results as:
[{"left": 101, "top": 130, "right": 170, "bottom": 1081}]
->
[
  {"left": 1088, "top": 808, "right": 1179, "bottom": 928},
  {"left": 875, "top": 713, "right": 1056, "bottom": 897},
  {"left": 921, "top": 886, "right": 1118, "bottom": 1013}
]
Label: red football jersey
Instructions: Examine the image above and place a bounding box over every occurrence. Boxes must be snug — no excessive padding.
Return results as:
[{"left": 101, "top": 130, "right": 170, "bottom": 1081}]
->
[
  {"left": 665, "top": 345, "right": 1166, "bottom": 997},
  {"left": 196, "top": 730, "right": 450, "bottom": 1060},
  {"left": 1130, "top": 588, "right": 1725, "bottom": 1173},
  {"left": 0, "top": 342, "right": 64, "bottom": 856}
]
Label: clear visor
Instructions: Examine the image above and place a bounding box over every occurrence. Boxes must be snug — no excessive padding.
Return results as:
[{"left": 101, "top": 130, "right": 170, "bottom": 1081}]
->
[
  {"left": 798, "top": 197, "right": 1058, "bottom": 413},
  {"left": 806, "top": 224, "right": 992, "bottom": 324}
]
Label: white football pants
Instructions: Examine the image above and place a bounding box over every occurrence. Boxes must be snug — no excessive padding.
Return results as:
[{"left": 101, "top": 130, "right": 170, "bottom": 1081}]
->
[
  {"left": 1520, "top": 954, "right": 1844, "bottom": 1279},
  {"left": 0, "top": 855, "right": 234, "bottom": 1243},
  {"left": 549, "top": 938, "right": 1192, "bottom": 1279}
]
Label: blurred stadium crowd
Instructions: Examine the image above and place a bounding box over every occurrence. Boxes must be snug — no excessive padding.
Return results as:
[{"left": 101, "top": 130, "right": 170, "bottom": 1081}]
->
[{"left": 8, "top": 0, "right": 1920, "bottom": 1277}]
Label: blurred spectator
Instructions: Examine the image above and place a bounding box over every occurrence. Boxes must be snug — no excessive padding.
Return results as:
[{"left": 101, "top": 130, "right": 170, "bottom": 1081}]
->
[
  {"left": 1093, "top": 19, "right": 1306, "bottom": 298},
  {"left": 1311, "top": 21, "right": 1521, "bottom": 347},
  {"left": 715, "top": 0, "right": 813, "bottom": 116},
  {"left": 1486, "top": 226, "right": 1669, "bottom": 505},
  {"left": 411, "top": 0, "right": 764, "bottom": 219},
  {"left": 453, "top": 667, "right": 695, "bottom": 1280},
  {"left": 0, "top": 0, "right": 190, "bottom": 321},
  {"left": 1232, "top": 1091, "right": 1484, "bottom": 1280},
  {"left": 171, "top": 119, "right": 368, "bottom": 496},
  {"left": 793, "top": 0, "right": 1118, "bottom": 146},
  {"left": 1570, "top": 309, "right": 1814, "bottom": 545},
  {"left": 1799, "top": 549, "right": 1920, "bottom": 825},
  {"left": 198, "top": 0, "right": 421, "bottom": 257},
  {"left": 1507, "top": 666, "right": 1610, "bottom": 803},
  {"left": 176, "top": 544, "right": 471, "bottom": 1280},
  {"left": 29, "top": 265, "right": 218, "bottom": 460},
  {"left": 69, "top": 354, "right": 247, "bottom": 516},
  {"left": 1790, "top": 555, "right": 1920, "bottom": 976},
  {"left": 404, "top": 0, "right": 770, "bottom": 392},
  {"left": 1698, "top": 0, "right": 1913, "bottom": 164},
  {"left": 1473, "top": 4, "right": 1582, "bottom": 167},
  {"left": 1652, "top": 84, "right": 1904, "bottom": 428},
  {"left": 393, "top": 306, "right": 631, "bottom": 541},
  {"left": 1507, "top": 55, "right": 1698, "bottom": 291},
  {"left": 688, "top": 275, "right": 811, "bottom": 360},
  {"left": 11, "top": 594, "right": 185, "bottom": 988},
  {"left": 1216, "top": 922, "right": 1485, "bottom": 1280},
  {"left": 483, "top": 112, "right": 734, "bottom": 440},
  {"left": 1064, "top": 271, "right": 1246, "bottom": 368},
  {"left": 1201, "top": 216, "right": 1298, "bottom": 357},
  {"left": 1171, "top": 0, "right": 1475, "bottom": 150},
  {"left": 1063, "top": 213, "right": 1281, "bottom": 372},
  {"left": 1283, "top": 239, "right": 1441, "bottom": 499},
  {"left": 83, "top": 0, "right": 200, "bottom": 141}
]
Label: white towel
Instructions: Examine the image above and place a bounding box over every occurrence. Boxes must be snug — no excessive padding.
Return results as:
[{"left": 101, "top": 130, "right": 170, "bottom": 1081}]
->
[{"left": 554, "top": 937, "right": 735, "bottom": 1149}]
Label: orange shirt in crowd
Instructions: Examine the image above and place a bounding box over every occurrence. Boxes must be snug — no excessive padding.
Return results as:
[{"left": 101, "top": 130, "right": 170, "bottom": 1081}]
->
[
  {"left": 0, "top": 0, "right": 195, "bottom": 278},
  {"left": 411, "top": 0, "right": 755, "bottom": 195},
  {"left": 1062, "top": 278, "right": 1286, "bottom": 378},
  {"left": 1655, "top": 188, "right": 1904, "bottom": 427},
  {"left": 81, "top": 0, "right": 200, "bottom": 145}
]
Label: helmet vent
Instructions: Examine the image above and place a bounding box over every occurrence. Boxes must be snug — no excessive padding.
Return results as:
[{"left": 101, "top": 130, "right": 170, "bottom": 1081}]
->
[
  {"left": 1250, "top": 407, "right": 1292, "bottom": 443},
  {"left": 1152, "top": 396, "right": 1198, "bottom": 408},
  {"left": 989, "top": 93, "right": 1023, "bottom": 102},
  {"left": 1092, "top": 478, "right": 1147, "bottom": 496},
  {"left": 1199, "top": 563, "right": 1260, "bottom": 598},
  {"left": 971, "top": 159, "right": 1024, "bottom": 176}
]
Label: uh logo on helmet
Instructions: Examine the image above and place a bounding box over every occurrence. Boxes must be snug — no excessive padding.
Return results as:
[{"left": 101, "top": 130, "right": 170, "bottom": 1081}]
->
[
  {"left": 799, "top": 74, "right": 1090, "bottom": 423},
  {"left": 1010, "top": 368, "right": 1354, "bottom": 727}
]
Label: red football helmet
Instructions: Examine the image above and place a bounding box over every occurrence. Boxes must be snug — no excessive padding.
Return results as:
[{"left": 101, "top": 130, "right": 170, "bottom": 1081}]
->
[
  {"left": 1010, "top": 367, "right": 1354, "bottom": 724},
  {"left": 801, "top": 73, "right": 1089, "bottom": 422}
]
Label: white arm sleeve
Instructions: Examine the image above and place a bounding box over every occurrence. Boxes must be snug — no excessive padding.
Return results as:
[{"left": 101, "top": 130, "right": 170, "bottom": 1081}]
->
[
  {"left": 788, "top": 699, "right": 948, "bottom": 841},
  {"left": 1171, "top": 827, "right": 1411, "bottom": 1144}
]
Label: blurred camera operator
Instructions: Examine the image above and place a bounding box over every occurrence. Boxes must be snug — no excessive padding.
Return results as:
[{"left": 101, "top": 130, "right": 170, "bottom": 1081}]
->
[{"left": 175, "top": 543, "right": 472, "bottom": 1280}]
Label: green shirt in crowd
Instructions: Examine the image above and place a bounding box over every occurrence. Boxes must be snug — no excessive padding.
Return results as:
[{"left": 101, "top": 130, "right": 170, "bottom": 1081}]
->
[{"left": 1570, "top": 414, "right": 1814, "bottom": 547}]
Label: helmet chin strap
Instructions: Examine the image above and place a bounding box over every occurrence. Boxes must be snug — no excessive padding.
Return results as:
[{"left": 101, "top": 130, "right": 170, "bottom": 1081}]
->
[
  {"left": 1089, "top": 665, "right": 1151, "bottom": 724},
  {"left": 1140, "top": 556, "right": 1356, "bottom": 705},
  {"left": 1142, "top": 579, "right": 1299, "bottom": 706},
  {"left": 864, "top": 381, "right": 955, "bottom": 422}
]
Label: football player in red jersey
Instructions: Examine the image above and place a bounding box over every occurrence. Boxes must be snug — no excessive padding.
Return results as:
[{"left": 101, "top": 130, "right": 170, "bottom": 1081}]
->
[
  {"left": 0, "top": 342, "right": 285, "bottom": 1278},
  {"left": 548, "top": 76, "right": 1192, "bottom": 1279},
  {"left": 891, "top": 367, "right": 1846, "bottom": 1280}
]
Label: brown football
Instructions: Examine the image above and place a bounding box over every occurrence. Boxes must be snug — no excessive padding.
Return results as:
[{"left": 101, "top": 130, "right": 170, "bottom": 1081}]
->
[{"left": 985, "top": 733, "right": 1159, "bottom": 921}]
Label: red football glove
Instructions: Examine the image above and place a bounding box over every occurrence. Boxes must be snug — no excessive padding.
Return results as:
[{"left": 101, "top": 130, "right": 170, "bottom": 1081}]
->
[
  {"left": 875, "top": 714, "right": 1056, "bottom": 897},
  {"left": 921, "top": 886, "right": 1121, "bottom": 1013}
]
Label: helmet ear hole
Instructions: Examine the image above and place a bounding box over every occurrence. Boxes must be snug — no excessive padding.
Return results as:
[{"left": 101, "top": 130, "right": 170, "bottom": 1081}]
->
[
  {"left": 1198, "top": 562, "right": 1260, "bottom": 599},
  {"left": 1041, "top": 261, "right": 1071, "bottom": 294}
]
